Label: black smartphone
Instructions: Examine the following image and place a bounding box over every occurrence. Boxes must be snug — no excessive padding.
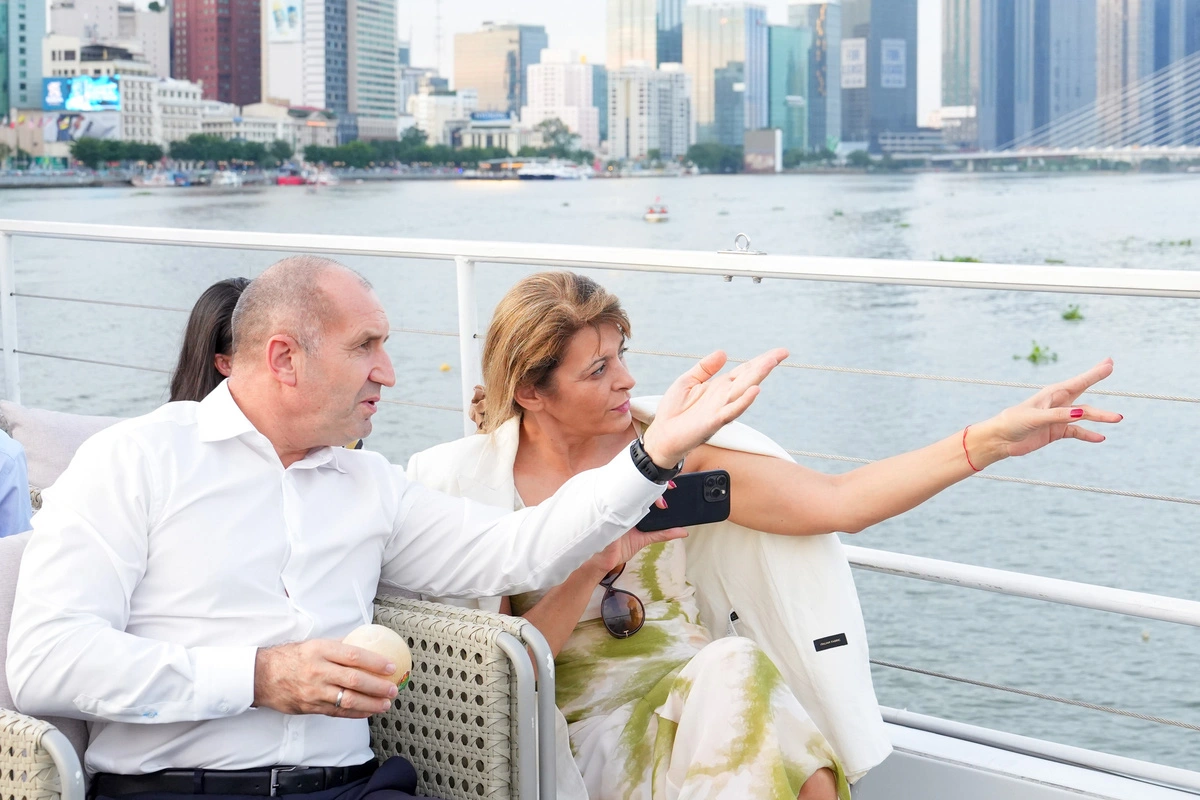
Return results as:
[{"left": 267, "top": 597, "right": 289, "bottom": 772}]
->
[{"left": 636, "top": 470, "right": 731, "bottom": 532}]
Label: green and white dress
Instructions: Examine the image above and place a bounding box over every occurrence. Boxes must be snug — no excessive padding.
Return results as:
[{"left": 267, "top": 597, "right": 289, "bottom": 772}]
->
[{"left": 511, "top": 539, "right": 851, "bottom": 800}]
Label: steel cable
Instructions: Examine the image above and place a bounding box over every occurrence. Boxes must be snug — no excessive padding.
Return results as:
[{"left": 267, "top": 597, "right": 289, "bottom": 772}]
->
[{"left": 871, "top": 658, "right": 1200, "bottom": 733}]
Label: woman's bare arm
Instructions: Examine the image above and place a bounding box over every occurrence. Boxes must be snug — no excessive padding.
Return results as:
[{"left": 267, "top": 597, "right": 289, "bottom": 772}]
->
[{"left": 684, "top": 359, "right": 1122, "bottom": 537}]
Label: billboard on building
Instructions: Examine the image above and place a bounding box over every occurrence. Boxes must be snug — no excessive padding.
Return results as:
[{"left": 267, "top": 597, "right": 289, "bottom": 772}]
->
[
  {"left": 881, "top": 39, "right": 906, "bottom": 89},
  {"left": 42, "top": 76, "right": 122, "bottom": 112},
  {"left": 42, "top": 112, "right": 121, "bottom": 143},
  {"left": 743, "top": 128, "right": 782, "bottom": 174},
  {"left": 841, "top": 39, "right": 866, "bottom": 89},
  {"left": 470, "top": 111, "right": 514, "bottom": 123},
  {"left": 268, "top": 0, "right": 302, "bottom": 43}
]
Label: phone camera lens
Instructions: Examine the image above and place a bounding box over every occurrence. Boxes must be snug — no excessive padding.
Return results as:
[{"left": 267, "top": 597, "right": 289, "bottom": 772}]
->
[{"left": 705, "top": 476, "right": 717, "bottom": 487}]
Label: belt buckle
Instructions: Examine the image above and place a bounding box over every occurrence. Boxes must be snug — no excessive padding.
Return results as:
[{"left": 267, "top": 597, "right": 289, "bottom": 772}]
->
[{"left": 270, "top": 767, "right": 300, "bottom": 797}]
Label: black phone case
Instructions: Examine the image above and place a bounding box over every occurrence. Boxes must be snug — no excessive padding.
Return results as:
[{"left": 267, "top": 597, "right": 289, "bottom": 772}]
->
[{"left": 636, "top": 470, "right": 731, "bottom": 532}]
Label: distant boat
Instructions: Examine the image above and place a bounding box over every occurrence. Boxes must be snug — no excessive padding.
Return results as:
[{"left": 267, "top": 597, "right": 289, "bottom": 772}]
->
[
  {"left": 313, "top": 170, "right": 340, "bottom": 186},
  {"left": 212, "top": 170, "right": 243, "bottom": 187},
  {"left": 517, "top": 160, "right": 591, "bottom": 180},
  {"left": 130, "top": 170, "right": 189, "bottom": 188},
  {"left": 643, "top": 198, "right": 669, "bottom": 223},
  {"left": 276, "top": 167, "right": 306, "bottom": 186}
]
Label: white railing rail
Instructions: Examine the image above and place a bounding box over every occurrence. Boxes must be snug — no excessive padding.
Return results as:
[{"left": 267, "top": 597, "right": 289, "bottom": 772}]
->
[
  {"left": 845, "top": 545, "right": 1200, "bottom": 628},
  {"left": 2, "top": 219, "right": 1198, "bottom": 642},
  {"left": 4, "top": 219, "right": 1200, "bottom": 297}
]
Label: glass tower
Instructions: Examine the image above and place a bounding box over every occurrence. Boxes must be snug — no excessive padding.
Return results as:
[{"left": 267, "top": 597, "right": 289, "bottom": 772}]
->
[
  {"left": 788, "top": 2, "right": 841, "bottom": 149},
  {"left": 768, "top": 25, "right": 811, "bottom": 152},
  {"left": 683, "top": 3, "right": 768, "bottom": 144},
  {"left": 455, "top": 23, "right": 548, "bottom": 114}
]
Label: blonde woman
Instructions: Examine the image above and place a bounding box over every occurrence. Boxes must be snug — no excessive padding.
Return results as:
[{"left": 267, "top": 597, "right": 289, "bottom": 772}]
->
[{"left": 407, "top": 272, "right": 1120, "bottom": 800}]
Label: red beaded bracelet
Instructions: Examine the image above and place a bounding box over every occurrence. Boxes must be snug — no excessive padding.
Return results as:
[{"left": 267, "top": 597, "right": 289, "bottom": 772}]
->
[{"left": 962, "top": 426, "right": 982, "bottom": 472}]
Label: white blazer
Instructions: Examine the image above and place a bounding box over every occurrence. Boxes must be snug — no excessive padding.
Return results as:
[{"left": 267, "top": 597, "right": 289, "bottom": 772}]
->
[{"left": 406, "top": 399, "right": 892, "bottom": 784}]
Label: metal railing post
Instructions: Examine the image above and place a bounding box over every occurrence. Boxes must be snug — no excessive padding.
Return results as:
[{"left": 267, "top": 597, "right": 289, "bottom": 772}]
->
[
  {"left": 454, "top": 256, "right": 483, "bottom": 437},
  {"left": 0, "top": 233, "right": 19, "bottom": 403}
]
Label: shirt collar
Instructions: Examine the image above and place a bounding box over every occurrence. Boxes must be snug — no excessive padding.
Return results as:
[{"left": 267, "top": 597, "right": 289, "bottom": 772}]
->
[
  {"left": 195, "top": 381, "right": 347, "bottom": 474},
  {"left": 196, "top": 380, "right": 258, "bottom": 443}
]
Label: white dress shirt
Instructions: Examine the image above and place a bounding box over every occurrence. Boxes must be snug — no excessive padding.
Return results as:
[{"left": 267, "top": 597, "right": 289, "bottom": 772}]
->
[{"left": 7, "top": 382, "right": 664, "bottom": 776}]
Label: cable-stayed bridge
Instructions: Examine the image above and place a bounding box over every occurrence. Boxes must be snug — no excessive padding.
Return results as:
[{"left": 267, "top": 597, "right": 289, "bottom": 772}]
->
[{"left": 908, "top": 51, "right": 1200, "bottom": 164}]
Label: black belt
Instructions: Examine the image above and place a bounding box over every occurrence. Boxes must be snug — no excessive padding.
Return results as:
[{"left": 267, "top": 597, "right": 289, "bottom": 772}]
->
[{"left": 92, "top": 760, "right": 379, "bottom": 798}]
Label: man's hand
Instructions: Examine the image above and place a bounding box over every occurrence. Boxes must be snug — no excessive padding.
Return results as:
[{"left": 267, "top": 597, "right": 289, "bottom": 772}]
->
[
  {"left": 642, "top": 348, "right": 788, "bottom": 468},
  {"left": 253, "top": 640, "right": 399, "bottom": 719}
]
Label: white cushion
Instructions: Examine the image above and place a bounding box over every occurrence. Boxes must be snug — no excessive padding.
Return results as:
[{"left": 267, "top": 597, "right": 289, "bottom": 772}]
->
[{"left": 0, "top": 401, "right": 121, "bottom": 491}]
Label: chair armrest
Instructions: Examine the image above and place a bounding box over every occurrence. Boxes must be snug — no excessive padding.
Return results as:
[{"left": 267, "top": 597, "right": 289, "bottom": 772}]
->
[
  {"left": 0, "top": 708, "right": 86, "bottom": 800},
  {"left": 369, "top": 598, "right": 556, "bottom": 800}
]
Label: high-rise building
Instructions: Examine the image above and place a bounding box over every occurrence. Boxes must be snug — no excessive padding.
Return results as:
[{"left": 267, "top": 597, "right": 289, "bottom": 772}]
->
[
  {"left": 172, "top": 0, "right": 260, "bottom": 106},
  {"left": 713, "top": 62, "right": 745, "bottom": 147},
  {"left": 788, "top": 2, "right": 841, "bottom": 149},
  {"left": 49, "top": 0, "right": 170, "bottom": 78},
  {"left": 1096, "top": 0, "right": 1155, "bottom": 142},
  {"left": 348, "top": 0, "right": 399, "bottom": 140},
  {"left": 267, "top": 0, "right": 397, "bottom": 143},
  {"left": 607, "top": 0, "right": 656, "bottom": 69},
  {"left": 682, "top": 2, "right": 768, "bottom": 145},
  {"left": 1150, "top": 0, "right": 1200, "bottom": 143},
  {"left": 5, "top": 0, "right": 45, "bottom": 110},
  {"left": 657, "top": 0, "right": 683, "bottom": 64},
  {"left": 522, "top": 50, "right": 600, "bottom": 150},
  {"left": 454, "top": 22, "right": 547, "bottom": 114},
  {"left": 322, "top": 0, "right": 352, "bottom": 141},
  {"left": 608, "top": 61, "right": 691, "bottom": 159},
  {"left": 607, "top": 0, "right": 683, "bottom": 69},
  {"left": 408, "top": 88, "right": 477, "bottom": 145},
  {"left": 978, "top": 0, "right": 1095, "bottom": 149},
  {"left": 840, "top": 0, "right": 918, "bottom": 148},
  {"left": 942, "top": 0, "right": 980, "bottom": 107},
  {"left": 768, "top": 25, "right": 810, "bottom": 152},
  {"left": 592, "top": 64, "right": 608, "bottom": 142}
]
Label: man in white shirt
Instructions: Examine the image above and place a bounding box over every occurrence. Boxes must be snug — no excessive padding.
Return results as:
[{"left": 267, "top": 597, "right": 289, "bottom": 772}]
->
[{"left": 7, "top": 256, "right": 786, "bottom": 800}]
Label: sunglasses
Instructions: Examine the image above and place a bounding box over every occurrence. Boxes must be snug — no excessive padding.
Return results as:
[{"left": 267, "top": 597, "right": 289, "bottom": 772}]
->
[{"left": 599, "top": 562, "right": 645, "bottom": 639}]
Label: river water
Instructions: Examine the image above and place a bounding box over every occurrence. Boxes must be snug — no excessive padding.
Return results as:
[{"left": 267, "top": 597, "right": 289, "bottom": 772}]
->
[{"left": 2, "top": 172, "right": 1197, "bottom": 769}]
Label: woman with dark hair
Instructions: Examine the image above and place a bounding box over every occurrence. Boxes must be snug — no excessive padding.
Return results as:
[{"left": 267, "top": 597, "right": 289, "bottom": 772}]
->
[{"left": 169, "top": 277, "right": 250, "bottom": 402}]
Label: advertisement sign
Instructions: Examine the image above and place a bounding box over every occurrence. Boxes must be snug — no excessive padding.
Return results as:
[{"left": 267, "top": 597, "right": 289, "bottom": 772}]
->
[
  {"left": 42, "top": 112, "right": 121, "bottom": 143},
  {"left": 268, "top": 0, "right": 302, "bottom": 42},
  {"left": 881, "top": 38, "right": 907, "bottom": 89},
  {"left": 470, "top": 111, "right": 513, "bottom": 122},
  {"left": 841, "top": 38, "right": 866, "bottom": 89},
  {"left": 42, "top": 76, "right": 122, "bottom": 112}
]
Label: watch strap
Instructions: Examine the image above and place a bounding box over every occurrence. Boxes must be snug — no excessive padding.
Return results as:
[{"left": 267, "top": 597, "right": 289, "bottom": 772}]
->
[{"left": 629, "top": 438, "right": 684, "bottom": 484}]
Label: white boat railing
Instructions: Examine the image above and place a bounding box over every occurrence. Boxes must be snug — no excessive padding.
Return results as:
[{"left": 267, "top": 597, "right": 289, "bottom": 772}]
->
[{"left": 2, "top": 218, "right": 1198, "bottom": 774}]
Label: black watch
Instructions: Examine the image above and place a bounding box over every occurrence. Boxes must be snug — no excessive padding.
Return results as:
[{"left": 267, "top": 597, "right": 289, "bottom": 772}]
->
[{"left": 629, "top": 438, "right": 684, "bottom": 484}]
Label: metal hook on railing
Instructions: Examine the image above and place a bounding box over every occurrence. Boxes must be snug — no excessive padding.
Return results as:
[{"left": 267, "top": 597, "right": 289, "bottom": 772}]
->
[
  {"left": 718, "top": 232, "right": 766, "bottom": 255},
  {"left": 719, "top": 234, "right": 766, "bottom": 282}
]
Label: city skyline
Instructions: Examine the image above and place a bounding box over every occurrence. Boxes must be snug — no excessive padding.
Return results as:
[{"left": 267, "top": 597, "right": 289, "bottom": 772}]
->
[{"left": 398, "top": 0, "right": 944, "bottom": 123}]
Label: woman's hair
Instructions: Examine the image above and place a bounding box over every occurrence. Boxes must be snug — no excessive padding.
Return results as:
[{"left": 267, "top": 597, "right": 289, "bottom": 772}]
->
[
  {"left": 479, "top": 271, "right": 631, "bottom": 432},
  {"left": 169, "top": 277, "right": 251, "bottom": 402}
]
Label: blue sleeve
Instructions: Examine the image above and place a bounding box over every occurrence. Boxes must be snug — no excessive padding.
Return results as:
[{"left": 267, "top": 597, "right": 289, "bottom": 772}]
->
[{"left": 0, "top": 445, "right": 33, "bottom": 537}]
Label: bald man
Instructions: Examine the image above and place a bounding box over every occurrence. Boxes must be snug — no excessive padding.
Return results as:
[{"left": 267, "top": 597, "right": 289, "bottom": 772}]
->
[{"left": 8, "top": 256, "right": 787, "bottom": 800}]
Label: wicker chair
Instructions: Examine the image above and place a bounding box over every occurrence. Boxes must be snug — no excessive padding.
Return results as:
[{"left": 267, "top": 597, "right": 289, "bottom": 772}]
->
[{"left": 0, "top": 598, "right": 556, "bottom": 800}]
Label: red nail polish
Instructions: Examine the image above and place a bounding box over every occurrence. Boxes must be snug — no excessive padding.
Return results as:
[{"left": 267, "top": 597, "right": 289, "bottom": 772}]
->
[
  {"left": 1070, "top": 408, "right": 1084, "bottom": 418},
  {"left": 1117, "top": 414, "right": 1124, "bottom": 421},
  {"left": 667, "top": 480, "right": 677, "bottom": 489}
]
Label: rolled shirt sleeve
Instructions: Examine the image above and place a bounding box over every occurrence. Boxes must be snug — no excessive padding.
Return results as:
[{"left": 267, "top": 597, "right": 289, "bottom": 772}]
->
[
  {"left": 0, "top": 434, "right": 32, "bottom": 537},
  {"left": 6, "top": 428, "right": 257, "bottom": 724},
  {"left": 381, "top": 446, "right": 665, "bottom": 598}
]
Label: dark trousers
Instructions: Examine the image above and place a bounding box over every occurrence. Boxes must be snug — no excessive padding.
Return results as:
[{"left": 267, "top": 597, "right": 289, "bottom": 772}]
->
[{"left": 94, "top": 757, "right": 443, "bottom": 800}]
